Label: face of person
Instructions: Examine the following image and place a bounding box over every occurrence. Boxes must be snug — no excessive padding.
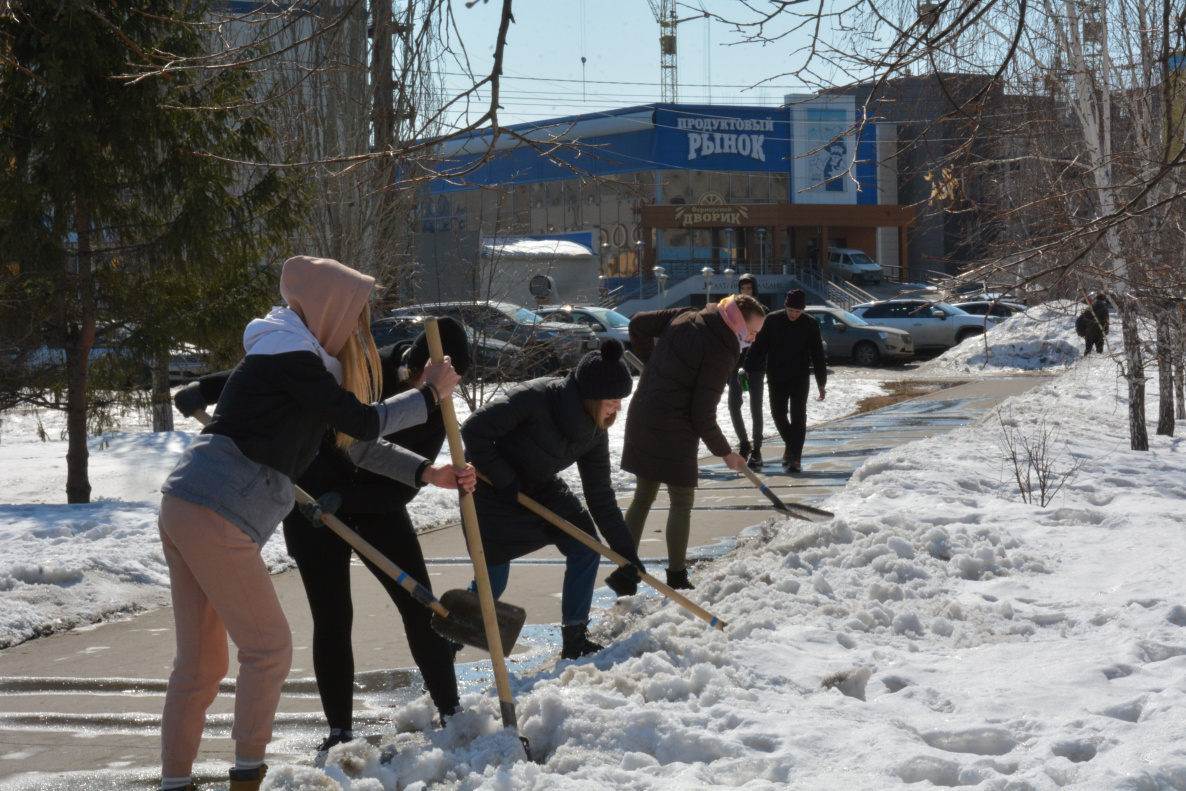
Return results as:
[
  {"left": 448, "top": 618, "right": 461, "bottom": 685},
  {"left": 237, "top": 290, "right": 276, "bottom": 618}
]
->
[
  {"left": 743, "top": 313, "right": 765, "bottom": 343},
  {"left": 786, "top": 307, "right": 804, "bottom": 321},
  {"left": 739, "top": 282, "right": 754, "bottom": 297},
  {"left": 602, "top": 399, "right": 623, "bottom": 420}
]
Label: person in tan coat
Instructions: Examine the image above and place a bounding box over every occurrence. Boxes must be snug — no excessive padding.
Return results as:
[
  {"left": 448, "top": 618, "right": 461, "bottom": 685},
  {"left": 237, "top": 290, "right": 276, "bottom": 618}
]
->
[{"left": 620, "top": 294, "right": 766, "bottom": 588}]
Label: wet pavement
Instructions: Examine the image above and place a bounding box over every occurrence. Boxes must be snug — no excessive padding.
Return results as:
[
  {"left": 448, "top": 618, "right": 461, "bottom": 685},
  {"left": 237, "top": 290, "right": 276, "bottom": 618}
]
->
[{"left": 0, "top": 375, "right": 1049, "bottom": 789}]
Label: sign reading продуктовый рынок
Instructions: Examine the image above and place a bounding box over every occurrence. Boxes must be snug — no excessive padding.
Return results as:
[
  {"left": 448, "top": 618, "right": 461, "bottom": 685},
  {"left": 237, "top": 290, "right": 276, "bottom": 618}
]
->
[{"left": 677, "top": 116, "right": 773, "bottom": 163}]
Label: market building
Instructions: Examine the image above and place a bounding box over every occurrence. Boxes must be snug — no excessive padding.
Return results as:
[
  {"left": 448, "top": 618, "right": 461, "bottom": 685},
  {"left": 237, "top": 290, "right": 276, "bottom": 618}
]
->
[{"left": 414, "top": 93, "right": 916, "bottom": 313}]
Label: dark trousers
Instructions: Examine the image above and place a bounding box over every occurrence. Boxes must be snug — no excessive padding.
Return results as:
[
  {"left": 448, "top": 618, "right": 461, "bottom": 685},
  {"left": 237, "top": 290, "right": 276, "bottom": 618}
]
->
[
  {"left": 1084, "top": 335, "right": 1104, "bottom": 354},
  {"left": 282, "top": 508, "right": 460, "bottom": 729},
  {"left": 768, "top": 376, "right": 811, "bottom": 462},
  {"left": 727, "top": 370, "right": 765, "bottom": 450}
]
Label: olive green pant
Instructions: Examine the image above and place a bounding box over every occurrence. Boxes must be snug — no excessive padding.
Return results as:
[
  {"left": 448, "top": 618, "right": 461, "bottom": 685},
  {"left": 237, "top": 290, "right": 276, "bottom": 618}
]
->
[{"left": 624, "top": 477, "right": 696, "bottom": 572}]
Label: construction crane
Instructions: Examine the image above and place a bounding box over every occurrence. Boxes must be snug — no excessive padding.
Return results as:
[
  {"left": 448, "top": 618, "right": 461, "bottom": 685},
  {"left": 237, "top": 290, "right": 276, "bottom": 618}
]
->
[{"left": 647, "top": 1, "right": 709, "bottom": 103}]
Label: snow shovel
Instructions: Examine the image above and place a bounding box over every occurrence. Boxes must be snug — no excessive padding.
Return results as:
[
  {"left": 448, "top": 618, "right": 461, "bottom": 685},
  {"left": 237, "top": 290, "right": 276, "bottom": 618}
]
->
[
  {"left": 187, "top": 409, "right": 524, "bottom": 655},
  {"left": 621, "top": 351, "right": 834, "bottom": 523},
  {"left": 475, "top": 472, "right": 727, "bottom": 632},
  {"left": 424, "top": 318, "right": 532, "bottom": 761}
]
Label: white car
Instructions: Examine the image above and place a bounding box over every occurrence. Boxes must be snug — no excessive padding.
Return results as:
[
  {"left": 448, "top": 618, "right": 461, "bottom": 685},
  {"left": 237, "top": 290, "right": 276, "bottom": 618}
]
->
[
  {"left": 810, "top": 247, "right": 883, "bottom": 286},
  {"left": 851, "top": 299, "right": 1003, "bottom": 352},
  {"left": 535, "top": 305, "right": 631, "bottom": 348}
]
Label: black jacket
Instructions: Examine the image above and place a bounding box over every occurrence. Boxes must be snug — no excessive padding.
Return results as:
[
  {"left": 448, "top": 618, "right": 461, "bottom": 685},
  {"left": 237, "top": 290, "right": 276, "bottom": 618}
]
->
[
  {"left": 195, "top": 345, "right": 438, "bottom": 512},
  {"left": 745, "top": 310, "right": 827, "bottom": 388},
  {"left": 202, "top": 351, "right": 383, "bottom": 480},
  {"left": 461, "top": 375, "right": 636, "bottom": 556}
]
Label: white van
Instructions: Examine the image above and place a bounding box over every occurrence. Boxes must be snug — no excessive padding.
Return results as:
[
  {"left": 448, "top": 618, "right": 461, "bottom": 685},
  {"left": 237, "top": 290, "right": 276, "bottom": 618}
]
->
[{"left": 810, "top": 247, "right": 883, "bottom": 286}]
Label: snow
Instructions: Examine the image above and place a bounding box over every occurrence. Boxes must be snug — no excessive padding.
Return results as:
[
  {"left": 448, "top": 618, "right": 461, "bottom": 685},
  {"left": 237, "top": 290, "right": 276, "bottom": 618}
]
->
[
  {"left": 7, "top": 304, "right": 1186, "bottom": 788},
  {"left": 481, "top": 237, "right": 594, "bottom": 259}
]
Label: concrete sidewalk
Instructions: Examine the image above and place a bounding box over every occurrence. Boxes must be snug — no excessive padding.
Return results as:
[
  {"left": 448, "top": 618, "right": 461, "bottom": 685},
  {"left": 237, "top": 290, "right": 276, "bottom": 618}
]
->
[{"left": 0, "top": 374, "right": 1048, "bottom": 788}]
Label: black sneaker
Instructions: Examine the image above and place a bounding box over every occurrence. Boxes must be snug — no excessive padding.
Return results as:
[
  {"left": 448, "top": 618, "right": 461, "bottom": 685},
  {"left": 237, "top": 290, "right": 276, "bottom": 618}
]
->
[
  {"left": 665, "top": 568, "right": 693, "bottom": 589},
  {"left": 747, "top": 448, "right": 763, "bottom": 469},
  {"left": 786, "top": 458, "right": 802, "bottom": 473},
  {"left": 317, "top": 730, "right": 353, "bottom": 752},
  {"left": 560, "top": 623, "right": 605, "bottom": 660}
]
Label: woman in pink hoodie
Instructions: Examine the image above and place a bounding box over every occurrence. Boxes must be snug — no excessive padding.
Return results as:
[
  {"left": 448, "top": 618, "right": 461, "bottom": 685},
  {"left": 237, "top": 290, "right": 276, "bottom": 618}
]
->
[{"left": 155, "top": 257, "right": 475, "bottom": 791}]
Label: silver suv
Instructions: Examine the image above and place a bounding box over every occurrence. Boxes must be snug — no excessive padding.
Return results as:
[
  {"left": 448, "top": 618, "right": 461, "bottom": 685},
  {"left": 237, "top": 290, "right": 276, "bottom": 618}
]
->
[
  {"left": 851, "top": 299, "right": 1002, "bottom": 352},
  {"left": 391, "top": 301, "right": 599, "bottom": 376}
]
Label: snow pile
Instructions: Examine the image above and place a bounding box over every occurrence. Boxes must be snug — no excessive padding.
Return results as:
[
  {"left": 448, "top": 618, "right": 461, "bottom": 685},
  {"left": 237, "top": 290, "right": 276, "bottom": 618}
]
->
[
  {"left": 266, "top": 355, "right": 1186, "bottom": 789},
  {"left": 923, "top": 301, "right": 1096, "bottom": 375}
]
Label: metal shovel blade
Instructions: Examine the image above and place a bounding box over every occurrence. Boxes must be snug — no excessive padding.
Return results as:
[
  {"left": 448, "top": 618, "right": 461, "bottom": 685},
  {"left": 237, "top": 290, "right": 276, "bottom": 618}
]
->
[{"left": 430, "top": 589, "right": 526, "bottom": 656}]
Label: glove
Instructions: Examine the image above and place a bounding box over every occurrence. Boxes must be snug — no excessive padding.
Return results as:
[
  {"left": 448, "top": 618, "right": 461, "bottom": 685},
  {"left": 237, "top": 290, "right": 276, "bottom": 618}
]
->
[
  {"left": 298, "top": 492, "right": 342, "bottom": 527},
  {"left": 605, "top": 561, "right": 645, "bottom": 597},
  {"left": 173, "top": 382, "right": 208, "bottom": 418}
]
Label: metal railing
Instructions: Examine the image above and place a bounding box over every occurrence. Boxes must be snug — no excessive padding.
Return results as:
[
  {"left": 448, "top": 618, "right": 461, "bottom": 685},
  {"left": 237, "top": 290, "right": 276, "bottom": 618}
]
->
[{"left": 791, "top": 263, "right": 876, "bottom": 311}]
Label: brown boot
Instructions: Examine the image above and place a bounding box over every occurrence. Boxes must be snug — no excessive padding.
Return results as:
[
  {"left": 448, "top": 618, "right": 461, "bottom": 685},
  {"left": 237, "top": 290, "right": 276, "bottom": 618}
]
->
[{"left": 229, "top": 764, "right": 267, "bottom": 791}]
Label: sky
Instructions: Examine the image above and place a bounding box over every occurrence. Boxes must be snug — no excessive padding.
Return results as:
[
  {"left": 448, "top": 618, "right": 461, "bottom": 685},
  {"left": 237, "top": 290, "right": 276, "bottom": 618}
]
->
[{"left": 438, "top": 0, "right": 856, "bottom": 128}]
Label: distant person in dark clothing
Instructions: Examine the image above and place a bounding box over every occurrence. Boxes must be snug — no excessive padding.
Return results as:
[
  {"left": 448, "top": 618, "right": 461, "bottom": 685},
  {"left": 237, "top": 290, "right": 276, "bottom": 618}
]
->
[
  {"left": 1076, "top": 292, "right": 1111, "bottom": 354},
  {"left": 728, "top": 273, "right": 768, "bottom": 469},
  {"left": 747, "top": 289, "right": 827, "bottom": 473}
]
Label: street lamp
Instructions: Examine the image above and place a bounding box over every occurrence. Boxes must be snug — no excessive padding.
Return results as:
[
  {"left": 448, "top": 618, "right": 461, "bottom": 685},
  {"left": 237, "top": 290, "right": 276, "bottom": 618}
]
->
[
  {"left": 724, "top": 267, "right": 736, "bottom": 294},
  {"left": 701, "top": 266, "right": 714, "bottom": 304},
  {"left": 635, "top": 240, "right": 645, "bottom": 298},
  {"left": 653, "top": 265, "right": 668, "bottom": 307},
  {"left": 600, "top": 241, "right": 609, "bottom": 278}
]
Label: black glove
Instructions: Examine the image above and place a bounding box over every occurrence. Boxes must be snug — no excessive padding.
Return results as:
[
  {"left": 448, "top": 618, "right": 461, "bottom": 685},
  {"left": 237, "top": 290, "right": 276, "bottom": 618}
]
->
[
  {"left": 173, "top": 382, "right": 208, "bottom": 418},
  {"left": 298, "top": 492, "right": 342, "bottom": 526},
  {"left": 605, "top": 556, "right": 645, "bottom": 597}
]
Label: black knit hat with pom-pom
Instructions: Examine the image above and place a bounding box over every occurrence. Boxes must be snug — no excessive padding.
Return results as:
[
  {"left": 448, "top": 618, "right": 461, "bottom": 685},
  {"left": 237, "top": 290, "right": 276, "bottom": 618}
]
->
[{"left": 574, "top": 338, "right": 633, "bottom": 400}]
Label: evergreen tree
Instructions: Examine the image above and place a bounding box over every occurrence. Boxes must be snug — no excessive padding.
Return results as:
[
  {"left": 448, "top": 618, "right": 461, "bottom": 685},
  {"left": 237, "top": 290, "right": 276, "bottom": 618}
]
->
[{"left": 0, "top": 0, "right": 311, "bottom": 502}]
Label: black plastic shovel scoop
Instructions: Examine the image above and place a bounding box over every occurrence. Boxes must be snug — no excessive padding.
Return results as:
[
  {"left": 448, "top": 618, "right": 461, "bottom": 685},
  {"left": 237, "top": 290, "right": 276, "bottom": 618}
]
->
[{"left": 431, "top": 590, "right": 525, "bottom": 656}]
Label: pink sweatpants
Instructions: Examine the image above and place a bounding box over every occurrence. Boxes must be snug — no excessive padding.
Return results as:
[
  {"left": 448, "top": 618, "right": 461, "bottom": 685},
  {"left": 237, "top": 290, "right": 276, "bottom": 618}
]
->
[{"left": 158, "top": 494, "right": 292, "bottom": 776}]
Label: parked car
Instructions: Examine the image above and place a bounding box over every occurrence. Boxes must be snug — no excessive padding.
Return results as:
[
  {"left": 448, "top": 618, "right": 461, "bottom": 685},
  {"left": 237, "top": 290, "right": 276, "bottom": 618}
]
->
[
  {"left": 850, "top": 299, "right": 1003, "bottom": 352},
  {"left": 952, "top": 300, "right": 1027, "bottom": 319},
  {"left": 370, "top": 315, "right": 526, "bottom": 381},
  {"left": 167, "top": 345, "right": 214, "bottom": 384},
  {"left": 807, "top": 247, "right": 883, "bottom": 286},
  {"left": 804, "top": 306, "right": 914, "bottom": 366},
  {"left": 534, "top": 305, "right": 632, "bottom": 348},
  {"left": 390, "top": 301, "right": 599, "bottom": 376}
]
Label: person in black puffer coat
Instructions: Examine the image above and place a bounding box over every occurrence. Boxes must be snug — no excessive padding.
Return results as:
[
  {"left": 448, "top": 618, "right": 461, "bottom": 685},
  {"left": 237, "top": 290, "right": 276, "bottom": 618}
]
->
[
  {"left": 727, "top": 273, "right": 769, "bottom": 469},
  {"left": 173, "top": 318, "right": 472, "bottom": 753},
  {"left": 1076, "top": 292, "right": 1110, "bottom": 354},
  {"left": 461, "top": 339, "right": 644, "bottom": 661}
]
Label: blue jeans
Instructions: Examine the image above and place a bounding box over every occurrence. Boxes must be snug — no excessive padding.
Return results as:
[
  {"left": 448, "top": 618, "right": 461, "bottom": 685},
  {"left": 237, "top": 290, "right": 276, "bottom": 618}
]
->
[{"left": 471, "top": 534, "right": 601, "bottom": 625}]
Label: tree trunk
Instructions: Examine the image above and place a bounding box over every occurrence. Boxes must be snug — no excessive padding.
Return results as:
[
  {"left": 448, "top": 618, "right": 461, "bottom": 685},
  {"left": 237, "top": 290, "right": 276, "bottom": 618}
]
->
[
  {"left": 1175, "top": 305, "right": 1186, "bottom": 421},
  {"left": 1156, "top": 305, "right": 1174, "bottom": 436},
  {"left": 65, "top": 202, "right": 95, "bottom": 503},
  {"left": 151, "top": 352, "right": 174, "bottom": 432},
  {"left": 1119, "top": 296, "right": 1149, "bottom": 451}
]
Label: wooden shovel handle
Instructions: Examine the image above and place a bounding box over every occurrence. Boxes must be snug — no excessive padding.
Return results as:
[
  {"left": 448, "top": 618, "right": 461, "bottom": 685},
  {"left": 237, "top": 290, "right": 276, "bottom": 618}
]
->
[
  {"left": 188, "top": 410, "right": 449, "bottom": 618},
  {"left": 423, "top": 318, "right": 521, "bottom": 733},
  {"left": 476, "top": 472, "right": 727, "bottom": 631}
]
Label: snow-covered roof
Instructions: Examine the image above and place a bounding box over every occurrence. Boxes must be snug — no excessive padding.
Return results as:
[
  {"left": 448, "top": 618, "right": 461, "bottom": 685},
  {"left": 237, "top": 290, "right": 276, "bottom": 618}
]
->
[{"left": 480, "top": 236, "right": 593, "bottom": 259}]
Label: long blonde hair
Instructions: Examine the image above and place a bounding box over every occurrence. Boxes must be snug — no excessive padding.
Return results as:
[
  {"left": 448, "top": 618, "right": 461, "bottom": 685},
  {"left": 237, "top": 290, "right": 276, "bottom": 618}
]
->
[
  {"left": 335, "top": 302, "right": 382, "bottom": 451},
  {"left": 583, "top": 399, "right": 617, "bottom": 430}
]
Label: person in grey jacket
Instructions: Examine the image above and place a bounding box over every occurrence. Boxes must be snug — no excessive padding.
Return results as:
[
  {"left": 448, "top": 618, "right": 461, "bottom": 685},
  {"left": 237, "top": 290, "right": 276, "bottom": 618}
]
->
[
  {"left": 157, "top": 256, "right": 474, "bottom": 791},
  {"left": 461, "top": 339, "right": 644, "bottom": 660}
]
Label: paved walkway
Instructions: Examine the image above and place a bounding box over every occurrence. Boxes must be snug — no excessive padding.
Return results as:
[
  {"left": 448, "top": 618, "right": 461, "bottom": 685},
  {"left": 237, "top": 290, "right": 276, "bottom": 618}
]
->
[{"left": 0, "top": 375, "right": 1048, "bottom": 789}]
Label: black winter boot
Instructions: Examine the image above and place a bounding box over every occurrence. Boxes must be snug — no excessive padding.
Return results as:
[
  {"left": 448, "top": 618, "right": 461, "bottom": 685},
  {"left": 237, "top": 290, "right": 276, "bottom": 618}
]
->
[
  {"left": 228, "top": 764, "right": 267, "bottom": 791},
  {"left": 738, "top": 438, "right": 752, "bottom": 461},
  {"left": 747, "top": 448, "right": 763, "bottom": 469},
  {"left": 605, "top": 565, "right": 640, "bottom": 596},
  {"left": 317, "top": 729, "right": 353, "bottom": 753},
  {"left": 665, "top": 568, "right": 693, "bottom": 589},
  {"left": 560, "top": 623, "right": 604, "bottom": 660}
]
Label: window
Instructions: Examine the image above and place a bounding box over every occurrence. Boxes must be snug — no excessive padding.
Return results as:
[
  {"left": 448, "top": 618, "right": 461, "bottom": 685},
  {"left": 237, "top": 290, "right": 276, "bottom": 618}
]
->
[
  {"left": 862, "top": 304, "right": 890, "bottom": 319},
  {"left": 812, "top": 312, "right": 835, "bottom": 329}
]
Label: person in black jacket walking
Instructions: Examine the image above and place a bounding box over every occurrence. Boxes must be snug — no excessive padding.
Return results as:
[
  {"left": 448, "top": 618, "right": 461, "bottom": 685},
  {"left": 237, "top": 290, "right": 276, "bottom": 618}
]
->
[
  {"left": 728, "top": 273, "right": 768, "bottom": 469},
  {"left": 176, "top": 318, "right": 475, "bottom": 754},
  {"left": 461, "top": 339, "right": 645, "bottom": 660},
  {"left": 746, "top": 289, "right": 827, "bottom": 473}
]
